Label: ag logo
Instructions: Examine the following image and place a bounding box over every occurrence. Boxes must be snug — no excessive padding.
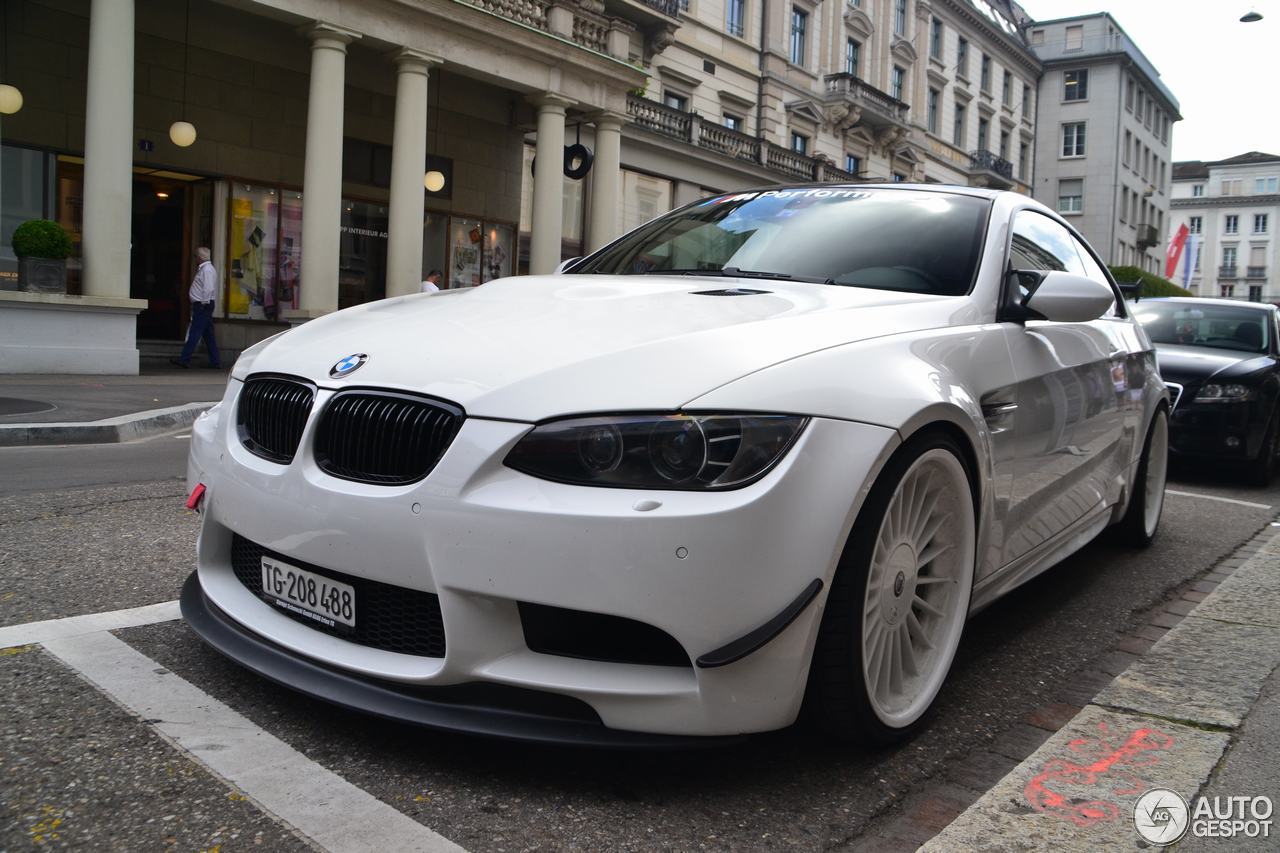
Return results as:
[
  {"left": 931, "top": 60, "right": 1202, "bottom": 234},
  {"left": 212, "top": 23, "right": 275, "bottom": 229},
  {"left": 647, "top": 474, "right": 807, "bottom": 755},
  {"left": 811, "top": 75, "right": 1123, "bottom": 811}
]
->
[
  {"left": 329, "top": 353, "right": 367, "bottom": 378},
  {"left": 1134, "top": 789, "right": 1190, "bottom": 845}
]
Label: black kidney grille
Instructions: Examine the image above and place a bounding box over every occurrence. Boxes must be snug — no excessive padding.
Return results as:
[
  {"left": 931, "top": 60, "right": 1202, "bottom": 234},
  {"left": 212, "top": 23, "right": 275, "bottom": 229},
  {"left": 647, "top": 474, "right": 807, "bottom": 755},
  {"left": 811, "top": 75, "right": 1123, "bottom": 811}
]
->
[
  {"left": 231, "top": 534, "right": 446, "bottom": 657},
  {"left": 237, "top": 375, "right": 316, "bottom": 464},
  {"left": 315, "top": 391, "right": 463, "bottom": 485}
]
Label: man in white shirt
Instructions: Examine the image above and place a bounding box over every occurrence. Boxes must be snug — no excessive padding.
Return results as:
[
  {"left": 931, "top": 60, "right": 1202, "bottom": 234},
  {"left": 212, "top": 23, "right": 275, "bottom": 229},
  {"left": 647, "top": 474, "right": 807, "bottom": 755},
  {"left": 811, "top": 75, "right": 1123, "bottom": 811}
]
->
[
  {"left": 421, "top": 269, "right": 443, "bottom": 293},
  {"left": 171, "top": 247, "right": 222, "bottom": 369}
]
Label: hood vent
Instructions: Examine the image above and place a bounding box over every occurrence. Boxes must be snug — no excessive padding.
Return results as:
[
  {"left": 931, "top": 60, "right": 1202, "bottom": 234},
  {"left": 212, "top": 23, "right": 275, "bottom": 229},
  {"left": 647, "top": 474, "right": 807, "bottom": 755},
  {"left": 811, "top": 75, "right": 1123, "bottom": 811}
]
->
[{"left": 689, "top": 288, "right": 772, "bottom": 297}]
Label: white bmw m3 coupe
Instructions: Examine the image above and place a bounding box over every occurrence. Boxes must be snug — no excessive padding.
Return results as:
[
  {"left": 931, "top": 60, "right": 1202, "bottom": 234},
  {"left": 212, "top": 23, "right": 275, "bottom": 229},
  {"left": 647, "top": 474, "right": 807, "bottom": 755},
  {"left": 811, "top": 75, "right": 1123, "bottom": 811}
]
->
[{"left": 181, "top": 185, "right": 1168, "bottom": 746}]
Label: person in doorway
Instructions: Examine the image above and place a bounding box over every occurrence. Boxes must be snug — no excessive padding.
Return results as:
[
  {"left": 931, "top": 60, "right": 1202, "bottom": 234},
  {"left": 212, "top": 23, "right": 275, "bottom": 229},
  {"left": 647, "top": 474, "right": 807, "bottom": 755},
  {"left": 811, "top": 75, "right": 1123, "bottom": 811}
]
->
[
  {"left": 170, "top": 247, "right": 222, "bottom": 369},
  {"left": 421, "top": 269, "right": 443, "bottom": 293}
]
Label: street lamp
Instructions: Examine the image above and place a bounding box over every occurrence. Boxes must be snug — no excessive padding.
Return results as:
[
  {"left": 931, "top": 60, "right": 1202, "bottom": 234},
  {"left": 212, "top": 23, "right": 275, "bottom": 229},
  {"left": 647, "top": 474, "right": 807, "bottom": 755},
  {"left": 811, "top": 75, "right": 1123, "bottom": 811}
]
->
[{"left": 0, "top": 83, "right": 21, "bottom": 115}]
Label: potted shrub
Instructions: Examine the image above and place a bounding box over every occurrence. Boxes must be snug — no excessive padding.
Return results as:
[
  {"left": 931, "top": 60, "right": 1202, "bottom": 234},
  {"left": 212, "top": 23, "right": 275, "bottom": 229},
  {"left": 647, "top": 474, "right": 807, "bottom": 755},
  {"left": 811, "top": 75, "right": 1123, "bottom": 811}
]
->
[{"left": 12, "top": 219, "right": 73, "bottom": 294}]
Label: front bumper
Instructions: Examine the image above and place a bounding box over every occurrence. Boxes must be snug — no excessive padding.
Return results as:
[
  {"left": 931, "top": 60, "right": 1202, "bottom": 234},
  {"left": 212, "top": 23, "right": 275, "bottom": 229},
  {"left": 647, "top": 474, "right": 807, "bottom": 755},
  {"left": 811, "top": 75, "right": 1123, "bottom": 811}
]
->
[
  {"left": 1168, "top": 399, "right": 1268, "bottom": 459},
  {"left": 184, "top": 382, "right": 897, "bottom": 738}
]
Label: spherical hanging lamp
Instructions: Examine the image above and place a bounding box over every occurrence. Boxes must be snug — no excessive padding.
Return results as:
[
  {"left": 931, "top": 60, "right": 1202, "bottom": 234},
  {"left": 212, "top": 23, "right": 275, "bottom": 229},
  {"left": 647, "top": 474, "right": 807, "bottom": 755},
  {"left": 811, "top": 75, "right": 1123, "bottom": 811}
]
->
[
  {"left": 424, "top": 170, "right": 446, "bottom": 192},
  {"left": 169, "top": 120, "right": 197, "bottom": 147},
  {"left": 0, "top": 83, "right": 22, "bottom": 115}
]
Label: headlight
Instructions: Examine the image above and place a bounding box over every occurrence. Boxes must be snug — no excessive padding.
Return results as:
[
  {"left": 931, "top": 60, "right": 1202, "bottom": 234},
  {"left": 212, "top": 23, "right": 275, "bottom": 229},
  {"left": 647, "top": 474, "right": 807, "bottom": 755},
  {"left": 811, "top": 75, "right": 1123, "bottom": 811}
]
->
[
  {"left": 1194, "top": 383, "right": 1255, "bottom": 402},
  {"left": 504, "top": 413, "right": 808, "bottom": 490}
]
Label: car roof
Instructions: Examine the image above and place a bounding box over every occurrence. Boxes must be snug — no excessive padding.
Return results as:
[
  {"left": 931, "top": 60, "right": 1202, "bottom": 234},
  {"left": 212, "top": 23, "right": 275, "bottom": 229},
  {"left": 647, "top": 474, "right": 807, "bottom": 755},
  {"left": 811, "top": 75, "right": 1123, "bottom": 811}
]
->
[
  {"left": 727, "top": 182, "right": 1006, "bottom": 200},
  {"left": 1145, "top": 297, "right": 1277, "bottom": 311}
]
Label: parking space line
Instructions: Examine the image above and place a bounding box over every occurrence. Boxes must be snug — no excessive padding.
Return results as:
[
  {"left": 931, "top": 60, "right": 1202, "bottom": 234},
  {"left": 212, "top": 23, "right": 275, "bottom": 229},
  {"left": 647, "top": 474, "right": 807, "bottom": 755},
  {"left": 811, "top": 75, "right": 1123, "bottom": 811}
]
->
[
  {"left": 0, "top": 600, "right": 180, "bottom": 649},
  {"left": 43, "top": 630, "right": 465, "bottom": 853},
  {"left": 1165, "top": 489, "right": 1272, "bottom": 511}
]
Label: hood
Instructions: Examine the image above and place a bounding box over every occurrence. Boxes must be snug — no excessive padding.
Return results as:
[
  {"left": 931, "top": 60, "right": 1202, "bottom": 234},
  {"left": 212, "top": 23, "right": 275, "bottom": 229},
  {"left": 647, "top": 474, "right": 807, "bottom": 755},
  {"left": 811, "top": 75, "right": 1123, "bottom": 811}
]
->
[
  {"left": 1154, "top": 343, "right": 1276, "bottom": 386},
  {"left": 241, "top": 275, "right": 971, "bottom": 420}
]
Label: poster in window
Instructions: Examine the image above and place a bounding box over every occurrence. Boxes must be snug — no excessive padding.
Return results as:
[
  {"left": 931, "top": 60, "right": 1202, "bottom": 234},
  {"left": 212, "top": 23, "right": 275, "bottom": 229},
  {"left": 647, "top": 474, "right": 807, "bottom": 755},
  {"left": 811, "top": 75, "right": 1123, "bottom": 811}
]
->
[
  {"left": 228, "top": 186, "right": 278, "bottom": 318},
  {"left": 450, "top": 216, "right": 483, "bottom": 288},
  {"left": 483, "top": 223, "right": 514, "bottom": 282}
]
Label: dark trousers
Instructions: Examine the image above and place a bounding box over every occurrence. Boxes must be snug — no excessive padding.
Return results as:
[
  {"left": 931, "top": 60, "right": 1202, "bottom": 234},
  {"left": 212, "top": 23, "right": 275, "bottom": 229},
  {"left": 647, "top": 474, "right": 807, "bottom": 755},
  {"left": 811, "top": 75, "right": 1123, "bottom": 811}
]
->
[{"left": 179, "top": 301, "right": 221, "bottom": 366}]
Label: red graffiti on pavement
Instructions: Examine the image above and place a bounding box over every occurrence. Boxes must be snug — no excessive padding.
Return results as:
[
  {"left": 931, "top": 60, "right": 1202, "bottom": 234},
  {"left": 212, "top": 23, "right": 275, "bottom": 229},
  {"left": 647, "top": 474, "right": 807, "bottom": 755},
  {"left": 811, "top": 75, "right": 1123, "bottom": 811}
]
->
[{"left": 1023, "top": 721, "right": 1174, "bottom": 826}]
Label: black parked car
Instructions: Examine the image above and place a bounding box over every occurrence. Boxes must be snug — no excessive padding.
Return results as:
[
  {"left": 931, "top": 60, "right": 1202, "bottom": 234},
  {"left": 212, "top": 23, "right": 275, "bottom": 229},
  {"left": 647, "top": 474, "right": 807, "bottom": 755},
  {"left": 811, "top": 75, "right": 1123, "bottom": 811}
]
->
[{"left": 1135, "top": 297, "right": 1280, "bottom": 483}]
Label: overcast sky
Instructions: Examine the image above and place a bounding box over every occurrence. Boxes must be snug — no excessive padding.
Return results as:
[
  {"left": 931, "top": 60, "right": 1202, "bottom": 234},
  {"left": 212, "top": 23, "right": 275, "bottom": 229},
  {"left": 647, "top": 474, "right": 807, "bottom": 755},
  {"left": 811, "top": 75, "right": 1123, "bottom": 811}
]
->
[{"left": 1018, "top": 0, "right": 1278, "bottom": 163}]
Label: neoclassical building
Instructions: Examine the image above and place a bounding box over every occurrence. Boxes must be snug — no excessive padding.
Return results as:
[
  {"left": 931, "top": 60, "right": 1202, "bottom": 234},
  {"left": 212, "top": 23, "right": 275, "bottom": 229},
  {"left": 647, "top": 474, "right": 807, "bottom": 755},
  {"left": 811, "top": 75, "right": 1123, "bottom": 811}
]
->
[{"left": 0, "top": 0, "right": 1039, "bottom": 373}]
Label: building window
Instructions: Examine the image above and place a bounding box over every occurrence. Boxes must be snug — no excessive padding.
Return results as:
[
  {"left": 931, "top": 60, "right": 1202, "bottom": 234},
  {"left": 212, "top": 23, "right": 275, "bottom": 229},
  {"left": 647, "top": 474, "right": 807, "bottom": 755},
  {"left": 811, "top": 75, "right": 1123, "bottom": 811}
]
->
[
  {"left": 1225, "top": 215, "right": 1239, "bottom": 235},
  {"left": 930, "top": 17, "right": 942, "bottom": 59},
  {"left": 956, "top": 38, "right": 969, "bottom": 78},
  {"left": 790, "top": 7, "right": 807, "bottom": 65},
  {"left": 891, "top": 66, "right": 905, "bottom": 100},
  {"left": 1161, "top": 115, "right": 1169, "bottom": 143},
  {"left": 1256, "top": 177, "right": 1279, "bottom": 194},
  {"left": 927, "top": 88, "right": 940, "bottom": 133},
  {"left": 1022, "top": 82, "right": 1031, "bottom": 115},
  {"left": 1222, "top": 284, "right": 1235, "bottom": 298},
  {"left": 977, "top": 117, "right": 989, "bottom": 151},
  {"left": 1019, "top": 142, "right": 1028, "bottom": 180},
  {"left": 845, "top": 154, "right": 861, "bottom": 175},
  {"left": 1119, "top": 189, "right": 1128, "bottom": 223},
  {"left": 1126, "top": 78, "right": 1134, "bottom": 111},
  {"left": 1063, "top": 69, "right": 1088, "bottom": 101},
  {"left": 980, "top": 55, "right": 991, "bottom": 92},
  {"left": 1223, "top": 178, "right": 1243, "bottom": 196},
  {"left": 724, "top": 113, "right": 743, "bottom": 131},
  {"left": 1061, "top": 122, "right": 1086, "bottom": 157},
  {"left": 1224, "top": 246, "right": 1238, "bottom": 268},
  {"left": 1189, "top": 216, "right": 1202, "bottom": 234},
  {"left": 1002, "top": 70, "right": 1012, "bottom": 106},
  {"left": 999, "top": 129, "right": 1010, "bottom": 159},
  {"left": 1030, "top": 29, "right": 1044, "bottom": 45},
  {"left": 1251, "top": 285, "right": 1263, "bottom": 302},
  {"left": 1123, "top": 131, "right": 1131, "bottom": 166},
  {"left": 1058, "top": 179, "right": 1083, "bottom": 213},
  {"left": 894, "top": 0, "right": 906, "bottom": 36},
  {"left": 846, "top": 38, "right": 860, "bottom": 76},
  {"left": 1255, "top": 214, "right": 1270, "bottom": 234},
  {"left": 791, "top": 131, "right": 808, "bottom": 154},
  {"left": 1192, "top": 184, "right": 1204, "bottom": 197},
  {"left": 892, "top": 172, "right": 906, "bottom": 182},
  {"left": 1065, "top": 24, "right": 1083, "bottom": 50},
  {"left": 727, "top": 0, "right": 746, "bottom": 37},
  {"left": 1136, "top": 93, "right": 1144, "bottom": 122},
  {"left": 663, "top": 91, "right": 688, "bottom": 111},
  {"left": 953, "top": 102, "right": 966, "bottom": 146}
]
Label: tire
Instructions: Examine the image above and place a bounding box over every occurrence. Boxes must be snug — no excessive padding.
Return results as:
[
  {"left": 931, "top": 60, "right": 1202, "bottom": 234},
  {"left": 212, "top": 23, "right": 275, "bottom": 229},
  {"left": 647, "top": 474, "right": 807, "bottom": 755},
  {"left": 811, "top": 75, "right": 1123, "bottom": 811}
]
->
[
  {"left": 1248, "top": 410, "right": 1278, "bottom": 487},
  {"left": 807, "top": 431, "right": 977, "bottom": 746},
  {"left": 1113, "top": 406, "right": 1169, "bottom": 546}
]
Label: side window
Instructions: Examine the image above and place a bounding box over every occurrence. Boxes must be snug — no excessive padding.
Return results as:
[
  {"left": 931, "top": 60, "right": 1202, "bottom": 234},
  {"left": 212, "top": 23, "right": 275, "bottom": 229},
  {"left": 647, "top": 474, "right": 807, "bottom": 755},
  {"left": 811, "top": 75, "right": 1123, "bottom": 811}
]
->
[
  {"left": 1006, "top": 210, "right": 1086, "bottom": 312},
  {"left": 1071, "top": 235, "right": 1122, "bottom": 318}
]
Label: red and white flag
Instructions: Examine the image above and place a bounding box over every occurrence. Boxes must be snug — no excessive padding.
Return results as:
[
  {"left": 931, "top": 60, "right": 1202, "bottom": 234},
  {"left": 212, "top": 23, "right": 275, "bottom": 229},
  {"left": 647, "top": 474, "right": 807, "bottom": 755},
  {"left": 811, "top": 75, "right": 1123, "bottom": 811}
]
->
[{"left": 1165, "top": 223, "right": 1189, "bottom": 279}]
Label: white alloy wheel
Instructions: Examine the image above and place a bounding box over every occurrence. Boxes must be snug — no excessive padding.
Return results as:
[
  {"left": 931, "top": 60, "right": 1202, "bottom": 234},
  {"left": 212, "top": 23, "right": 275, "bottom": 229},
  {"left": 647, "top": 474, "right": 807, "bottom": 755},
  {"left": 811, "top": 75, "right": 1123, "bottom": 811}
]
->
[
  {"left": 859, "top": 448, "right": 975, "bottom": 729},
  {"left": 1142, "top": 411, "right": 1169, "bottom": 537}
]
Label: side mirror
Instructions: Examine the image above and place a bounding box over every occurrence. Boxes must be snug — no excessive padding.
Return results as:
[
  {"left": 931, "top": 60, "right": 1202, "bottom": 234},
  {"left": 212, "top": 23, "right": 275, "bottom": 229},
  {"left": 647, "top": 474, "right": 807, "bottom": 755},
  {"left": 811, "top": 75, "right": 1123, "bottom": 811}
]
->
[
  {"left": 1021, "top": 270, "right": 1115, "bottom": 323},
  {"left": 553, "top": 257, "right": 582, "bottom": 275}
]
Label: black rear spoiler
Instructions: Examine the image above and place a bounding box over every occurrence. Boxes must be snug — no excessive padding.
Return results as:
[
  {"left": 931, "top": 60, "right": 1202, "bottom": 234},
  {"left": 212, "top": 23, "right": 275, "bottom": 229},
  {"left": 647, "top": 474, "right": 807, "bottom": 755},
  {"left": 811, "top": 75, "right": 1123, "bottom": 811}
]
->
[{"left": 1117, "top": 281, "right": 1142, "bottom": 301}]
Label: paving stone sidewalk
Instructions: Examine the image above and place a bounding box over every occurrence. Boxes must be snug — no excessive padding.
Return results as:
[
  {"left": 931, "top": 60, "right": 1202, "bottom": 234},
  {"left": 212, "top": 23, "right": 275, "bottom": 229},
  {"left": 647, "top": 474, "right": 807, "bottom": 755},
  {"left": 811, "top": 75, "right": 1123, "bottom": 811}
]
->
[{"left": 920, "top": 527, "right": 1280, "bottom": 852}]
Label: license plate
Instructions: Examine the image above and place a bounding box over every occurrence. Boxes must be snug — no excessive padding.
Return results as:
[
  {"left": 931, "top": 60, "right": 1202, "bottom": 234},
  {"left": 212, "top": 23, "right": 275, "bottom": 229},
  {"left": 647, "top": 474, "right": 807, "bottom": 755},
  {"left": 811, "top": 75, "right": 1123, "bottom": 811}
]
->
[{"left": 260, "top": 556, "right": 356, "bottom": 631}]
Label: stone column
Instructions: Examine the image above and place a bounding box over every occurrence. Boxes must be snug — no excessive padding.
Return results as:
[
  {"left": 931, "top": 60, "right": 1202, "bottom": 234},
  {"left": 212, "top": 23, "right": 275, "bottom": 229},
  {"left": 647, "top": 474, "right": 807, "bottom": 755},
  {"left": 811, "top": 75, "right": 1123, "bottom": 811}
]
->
[
  {"left": 385, "top": 49, "right": 440, "bottom": 298},
  {"left": 587, "top": 111, "right": 624, "bottom": 252},
  {"left": 294, "top": 23, "right": 359, "bottom": 321},
  {"left": 528, "top": 94, "right": 573, "bottom": 275},
  {"left": 81, "top": 0, "right": 134, "bottom": 298}
]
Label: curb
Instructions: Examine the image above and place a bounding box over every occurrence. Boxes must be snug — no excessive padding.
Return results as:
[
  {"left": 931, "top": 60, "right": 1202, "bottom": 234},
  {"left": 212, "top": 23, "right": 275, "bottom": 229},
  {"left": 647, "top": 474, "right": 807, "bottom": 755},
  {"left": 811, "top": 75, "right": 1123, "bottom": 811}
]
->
[
  {"left": 918, "top": 523, "right": 1280, "bottom": 852},
  {"left": 0, "top": 402, "right": 217, "bottom": 447}
]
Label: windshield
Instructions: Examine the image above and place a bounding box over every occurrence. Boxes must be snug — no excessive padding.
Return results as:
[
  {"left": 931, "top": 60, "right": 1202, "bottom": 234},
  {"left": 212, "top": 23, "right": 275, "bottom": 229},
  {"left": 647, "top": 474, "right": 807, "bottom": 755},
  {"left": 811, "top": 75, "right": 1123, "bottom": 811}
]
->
[
  {"left": 1135, "top": 302, "right": 1272, "bottom": 354},
  {"left": 572, "top": 188, "right": 991, "bottom": 296}
]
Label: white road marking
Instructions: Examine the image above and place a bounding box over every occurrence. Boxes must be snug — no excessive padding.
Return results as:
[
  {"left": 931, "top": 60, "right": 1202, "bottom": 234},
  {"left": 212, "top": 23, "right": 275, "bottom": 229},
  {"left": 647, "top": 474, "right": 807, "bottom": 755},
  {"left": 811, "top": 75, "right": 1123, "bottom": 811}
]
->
[
  {"left": 42, "top": 630, "right": 465, "bottom": 853},
  {"left": 0, "top": 600, "right": 180, "bottom": 648},
  {"left": 1165, "top": 489, "right": 1272, "bottom": 511},
  {"left": 173, "top": 432, "right": 191, "bottom": 439}
]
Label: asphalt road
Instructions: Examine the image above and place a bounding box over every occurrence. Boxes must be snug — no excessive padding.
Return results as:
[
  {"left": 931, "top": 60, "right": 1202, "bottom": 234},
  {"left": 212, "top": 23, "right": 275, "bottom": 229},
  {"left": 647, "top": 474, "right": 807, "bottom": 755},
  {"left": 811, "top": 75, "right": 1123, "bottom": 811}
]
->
[{"left": 1, "top": 439, "right": 1277, "bottom": 850}]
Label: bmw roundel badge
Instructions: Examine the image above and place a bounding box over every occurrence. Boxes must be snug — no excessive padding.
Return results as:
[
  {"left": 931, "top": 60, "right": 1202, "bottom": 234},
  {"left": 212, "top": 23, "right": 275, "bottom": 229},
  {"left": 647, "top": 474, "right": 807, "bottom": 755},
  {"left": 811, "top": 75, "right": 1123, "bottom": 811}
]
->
[{"left": 329, "top": 353, "right": 367, "bottom": 378}]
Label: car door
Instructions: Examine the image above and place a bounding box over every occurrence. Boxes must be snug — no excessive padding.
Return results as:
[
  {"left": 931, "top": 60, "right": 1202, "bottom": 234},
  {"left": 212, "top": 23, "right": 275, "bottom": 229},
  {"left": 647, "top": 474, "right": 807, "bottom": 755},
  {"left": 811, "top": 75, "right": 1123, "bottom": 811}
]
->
[{"left": 998, "top": 210, "right": 1128, "bottom": 568}]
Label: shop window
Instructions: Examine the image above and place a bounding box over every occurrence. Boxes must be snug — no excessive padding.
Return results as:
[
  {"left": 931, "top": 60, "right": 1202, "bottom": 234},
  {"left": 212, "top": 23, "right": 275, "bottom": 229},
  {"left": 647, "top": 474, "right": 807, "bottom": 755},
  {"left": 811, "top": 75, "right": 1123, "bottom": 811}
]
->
[
  {"left": 1, "top": 145, "right": 54, "bottom": 288},
  {"left": 338, "top": 199, "right": 389, "bottom": 309},
  {"left": 447, "top": 217, "right": 515, "bottom": 287}
]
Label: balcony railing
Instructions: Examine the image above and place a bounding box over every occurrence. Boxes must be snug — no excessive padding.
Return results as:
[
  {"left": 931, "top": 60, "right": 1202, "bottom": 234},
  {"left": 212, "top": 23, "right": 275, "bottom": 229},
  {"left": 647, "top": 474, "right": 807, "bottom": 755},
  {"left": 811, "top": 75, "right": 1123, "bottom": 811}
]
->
[
  {"left": 1219, "top": 265, "right": 1239, "bottom": 278},
  {"left": 766, "top": 144, "right": 816, "bottom": 181},
  {"left": 969, "top": 149, "right": 1013, "bottom": 180},
  {"left": 1247, "top": 266, "right": 1267, "bottom": 279},
  {"left": 459, "top": 0, "right": 633, "bottom": 56},
  {"left": 822, "top": 73, "right": 910, "bottom": 125},
  {"left": 697, "top": 121, "right": 763, "bottom": 163}
]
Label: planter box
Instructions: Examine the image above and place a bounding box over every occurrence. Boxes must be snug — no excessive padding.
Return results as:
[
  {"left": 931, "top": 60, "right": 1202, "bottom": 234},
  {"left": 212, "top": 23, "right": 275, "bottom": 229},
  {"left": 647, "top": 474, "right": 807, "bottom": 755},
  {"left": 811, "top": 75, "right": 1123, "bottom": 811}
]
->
[{"left": 18, "top": 257, "right": 68, "bottom": 294}]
